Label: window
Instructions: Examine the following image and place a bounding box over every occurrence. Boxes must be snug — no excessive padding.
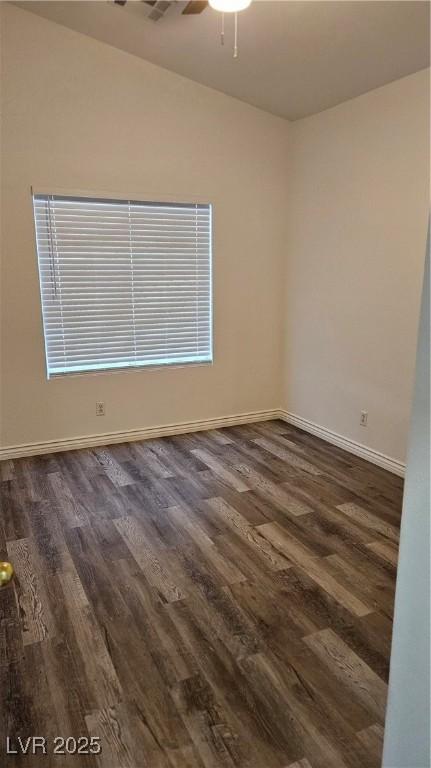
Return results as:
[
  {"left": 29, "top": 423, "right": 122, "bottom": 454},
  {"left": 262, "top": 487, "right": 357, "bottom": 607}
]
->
[{"left": 33, "top": 194, "right": 212, "bottom": 377}]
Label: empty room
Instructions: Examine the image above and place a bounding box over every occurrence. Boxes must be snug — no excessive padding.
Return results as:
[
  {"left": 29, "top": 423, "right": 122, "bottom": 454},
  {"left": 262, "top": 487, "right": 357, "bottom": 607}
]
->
[{"left": 0, "top": 1, "right": 429, "bottom": 766}]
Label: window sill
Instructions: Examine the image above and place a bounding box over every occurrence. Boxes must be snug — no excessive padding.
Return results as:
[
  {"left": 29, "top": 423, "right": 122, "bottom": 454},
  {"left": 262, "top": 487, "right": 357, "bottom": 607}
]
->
[{"left": 47, "top": 359, "right": 214, "bottom": 380}]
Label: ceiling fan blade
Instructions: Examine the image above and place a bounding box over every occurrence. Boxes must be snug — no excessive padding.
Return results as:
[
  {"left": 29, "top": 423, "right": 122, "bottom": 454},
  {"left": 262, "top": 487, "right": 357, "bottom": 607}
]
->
[
  {"left": 182, "top": 1, "right": 208, "bottom": 14},
  {"left": 114, "top": 1, "right": 159, "bottom": 6}
]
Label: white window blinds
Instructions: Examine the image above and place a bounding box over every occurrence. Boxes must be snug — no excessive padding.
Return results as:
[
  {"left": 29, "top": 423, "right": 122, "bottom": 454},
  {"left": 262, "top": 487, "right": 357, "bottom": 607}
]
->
[{"left": 33, "top": 194, "right": 212, "bottom": 377}]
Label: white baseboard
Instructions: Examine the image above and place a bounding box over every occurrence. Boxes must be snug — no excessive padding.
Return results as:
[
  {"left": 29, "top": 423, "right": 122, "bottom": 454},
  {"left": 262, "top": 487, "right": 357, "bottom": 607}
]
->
[
  {"left": 0, "top": 407, "right": 406, "bottom": 477},
  {"left": 279, "top": 410, "right": 405, "bottom": 477},
  {"left": 0, "top": 409, "right": 280, "bottom": 461}
]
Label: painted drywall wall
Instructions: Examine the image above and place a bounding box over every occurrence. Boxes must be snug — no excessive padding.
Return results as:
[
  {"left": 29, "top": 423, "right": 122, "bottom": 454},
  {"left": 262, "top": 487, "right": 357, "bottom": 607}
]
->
[
  {"left": 1, "top": 4, "right": 429, "bottom": 464},
  {"left": 284, "top": 69, "right": 430, "bottom": 463},
  {"left": 383, "top": 229, "right": 430, "bottom": 767},
  {"left": 0, "top": 3, "right": 289, "bottom": 447}
]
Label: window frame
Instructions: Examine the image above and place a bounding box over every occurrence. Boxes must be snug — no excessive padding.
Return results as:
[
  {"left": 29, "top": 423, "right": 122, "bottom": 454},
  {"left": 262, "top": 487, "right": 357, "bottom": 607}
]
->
[{"left": 31, "top": 188, "right": 214, "bottom": 379}]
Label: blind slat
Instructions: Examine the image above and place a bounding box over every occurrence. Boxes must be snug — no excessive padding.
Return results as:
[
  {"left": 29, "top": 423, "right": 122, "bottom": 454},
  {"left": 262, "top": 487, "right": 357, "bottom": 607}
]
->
[{"left": 34, "top": 194, "right": 212, "bottom": 377}]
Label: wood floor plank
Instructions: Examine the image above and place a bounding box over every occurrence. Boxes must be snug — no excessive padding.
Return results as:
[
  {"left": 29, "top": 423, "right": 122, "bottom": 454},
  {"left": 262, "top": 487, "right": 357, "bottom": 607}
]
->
[
  {"left": 206, "top": 497, "right": 291, "bottom": 571},
  {"left": 171, "top": 673, "right": 243, "bottom": 768},
  {"left": 114, "top": 515, "right": 186, "bottom": 602},
  {"left": 85, "top": 706, "right": 138, "bottom": 768},
  {"left": 85, "top": 699, "right": 196, "bottom": 768},
  {"left": 57, "top": 569, "right": 122, "bottom": 709},
  {"left": 1, "top": 480, "right": 31, "bottom": 542},
  {"left": 94, "top": 449, "right": 135, "bottom": 487},
  {"left": 191, "top": 449, "right": 250, "bottom": 492},
  {"left": 129, "top": 441, "right": 175, "bottom": 479},
  {"left": 253, "top": 436, "right": 322, "bottom": 476},
  {"left": 49, "top": 471, "right": 89, "bottom": 528},
  {"left": 166, "top": 600, "right": 286, "bottom": 768},
  {"left": 336, "top": 503, "right": 399, "bottom": 543},
  {"left": 0, "top": 420, "right": 402, "bottom": 767},
  {"left": 167, "top": 505, "right": 247, "bottom": 586},
  {"left": 366, "top": 539, "right": 399, "bottom": 566},
  {"left": 207, "top": 429, "right": 234, "bottom": 445},
  {"left": 239, "top": 653, "right": 350, "bottom": 768},
  {"left": 167, "top": 553, "right": 260, "bottom": 661},
  {"left": 356, "top": 723, "right": 384, "bottom": 761},
  {"left": 6, "top": 537, "right": 54, "bottom": 645},
  {"left": 304, "top": 628, "right": 388, "bottom": 722},
  {"left": 38, "top": 637, "right": 95, "bottom": 767},
  {"left": 234, "top": 464, "right": 313, "bottom": 516},
  {"left": 324, "top": 553, "right": 395, "bottom": 619},
  {"left": 148, "top": 438, "right": 208, "bottom": 476},
  {"left": 257, "top": 523, "right": 372, "bottom": 617},
  {"left": 123, "top": 561, "right": 198, "bottom": 686}
]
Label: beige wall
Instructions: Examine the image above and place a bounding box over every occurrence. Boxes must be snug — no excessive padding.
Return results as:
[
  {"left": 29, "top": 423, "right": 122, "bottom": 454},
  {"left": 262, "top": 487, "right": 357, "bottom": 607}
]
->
[
  {"left": 284, "top": 69, "right": 429, "bottom": 463},
  {"left": 1, "top": 4, "right": 428, "bottom": 466},
  {"left": 0, "top": 4, "right": 288, "bottom": 447}
]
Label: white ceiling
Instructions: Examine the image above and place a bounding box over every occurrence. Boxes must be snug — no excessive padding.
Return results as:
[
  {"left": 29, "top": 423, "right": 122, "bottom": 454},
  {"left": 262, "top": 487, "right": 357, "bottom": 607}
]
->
[{"left": 14, "top": 0, "right": 430, "bottom": 120}]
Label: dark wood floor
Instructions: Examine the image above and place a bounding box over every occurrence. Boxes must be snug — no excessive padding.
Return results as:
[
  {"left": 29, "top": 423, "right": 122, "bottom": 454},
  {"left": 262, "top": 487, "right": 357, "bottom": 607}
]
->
[{"left": 0, "top": 420, "right": 403, "bottom": 768}]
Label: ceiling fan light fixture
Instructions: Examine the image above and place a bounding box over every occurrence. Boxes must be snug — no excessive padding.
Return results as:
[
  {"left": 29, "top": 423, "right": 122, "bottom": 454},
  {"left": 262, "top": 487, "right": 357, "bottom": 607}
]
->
[{"left": 208, "top": 0, "right": 251, "bottom": 13}]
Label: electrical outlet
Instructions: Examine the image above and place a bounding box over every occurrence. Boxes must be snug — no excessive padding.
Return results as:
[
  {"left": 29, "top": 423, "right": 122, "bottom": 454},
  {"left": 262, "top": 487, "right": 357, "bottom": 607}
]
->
[
  {"left": 96, "top": 401, "right": 105, "bottom": 416},
  {"left": 360, "top": 410, "right": 368, "bottom": 427}
]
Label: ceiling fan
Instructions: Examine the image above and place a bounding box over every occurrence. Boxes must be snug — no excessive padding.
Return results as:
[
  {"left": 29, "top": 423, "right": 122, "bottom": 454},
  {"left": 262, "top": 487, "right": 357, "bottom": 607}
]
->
[
  {"left": 113, "top": 1, "right": 208, "bottom": 20},
  {"left": 113, "top": 0, "right": 251, "bottom": 19},
  {"left": 113, "top": 0, "right": 251, "bottom": 56}
]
